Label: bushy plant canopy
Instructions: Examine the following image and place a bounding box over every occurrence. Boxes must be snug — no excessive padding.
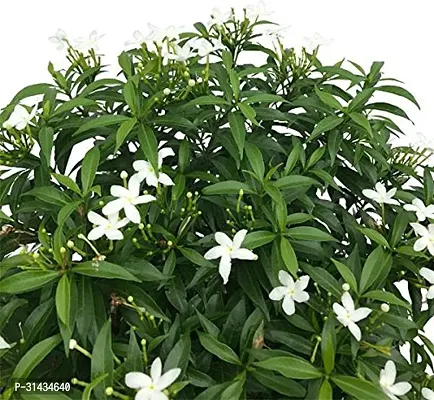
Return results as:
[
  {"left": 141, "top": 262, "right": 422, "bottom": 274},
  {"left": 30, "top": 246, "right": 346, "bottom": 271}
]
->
[{"left": 1, "top": 6, "right": 433, "bottom": 400}]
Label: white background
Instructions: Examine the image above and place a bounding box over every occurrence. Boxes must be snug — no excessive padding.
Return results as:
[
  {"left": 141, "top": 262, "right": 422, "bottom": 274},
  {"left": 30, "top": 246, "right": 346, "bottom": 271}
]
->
[{"left": 1, "top": 0, "right": 433, "bottom": 360}]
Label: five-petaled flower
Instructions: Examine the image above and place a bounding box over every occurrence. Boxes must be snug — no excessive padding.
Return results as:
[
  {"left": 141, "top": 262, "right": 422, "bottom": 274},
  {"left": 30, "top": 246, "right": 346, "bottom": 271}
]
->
[
  {"left": 49, "top": 29, "right": 68, "bottom": 50},
  {"left": 419, "top": 267, "right": 434, "bottom": 300},
  {"left": 75, "top": 30, "right": 104, "bottom": 52},
  {"left": 147, "top": 24, "right": 179, "bottom": 46},
  {"left": 410, "top": 223, "right": 434, "bottom": 256},
  {"left": 379, "top": 360, "right": 411, "bottom": 400},
  {"left": 204, "top": 229, "right": 258, "bottom": 284},
  {"left": 125, "top": 357, "right": 181, "bottom": 400},
  {"left": 209, "top": 7, "right": 231, "bottom": 27},
  {"left": 362, "top": 182, "right": 399, "bottom": 205},
  {"left": 2, "top": 104, "right": 37, "bottom": 130},
  {"left": 333, "top": 292, "right": 371, "bottom": 341},
  {"left": 404, "top": 198, "right": 434, "bottom": 222},
  {"left": 87, "top": 212, "right": 129, "bottom": 241},
  {"left": 162, "top": 43, "right": 196, "bottom": 63},
  {"left": 133, "top": 147, "right": 175, "bottom": 187},
  {"left": 269, "top": 271, "right": 310, "bottom": 316},
  {"left": 190, "top": 38, "right": 224, "bottom": 57},
  {"left": 125, "top": 30, "right": 147, "bottom": 47},
  {"left": 422, "top": 387, "right": 434, "bottom": 400},
  {"left": 102, "top": 176, "right": 156, "bottom": 224},
  {"left": 245, "top": 1, "right": 273, "bottom": 20},
  {"left": 0, "top": 335, "right": 11, "bottom": 350}
]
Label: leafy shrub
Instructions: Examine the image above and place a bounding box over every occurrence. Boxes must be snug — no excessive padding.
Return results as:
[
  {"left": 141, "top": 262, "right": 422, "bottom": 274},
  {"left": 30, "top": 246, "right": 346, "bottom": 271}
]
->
[{"left": 1, "top": 6, "right": 434, "bottom": 400}]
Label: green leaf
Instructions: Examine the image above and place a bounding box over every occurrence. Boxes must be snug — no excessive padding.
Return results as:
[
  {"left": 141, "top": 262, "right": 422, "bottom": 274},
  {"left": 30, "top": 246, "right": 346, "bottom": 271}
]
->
[
  {"left": 244, "top": 93, "right": 287, "bottom": 104},
  {"left": 73, "top": 115, "right": 130, "bottom": 136},
  {"left": 137, "top": 124, "right": 159, "bottom": 172},
  {"left": 280, "top": 237, "right": 298, "bottom": 276},
  {"left": 301, "top": 264, "right": 341, "bottom": 298},
  {"left": 123, "top": 80, "right": 137, "bottom": 113},
  {"left": 0, "top": 298, "right": 27, "bottom": 330},
  {"left": 0, "top": 271, "right": 59, "bottom": 294},
  {"left": 52, "top": 173, "right": 82, "bottom": 195},
  {"left": 318, "top": 379, "right": 333, "bottom": 400},
  {"left": 253, "top": 356, "right": 322, "bottom": 379},
  {"left": 51, "top": 97, "right": 97, "bottom": 117},
  {"left": 91, "top": 320, "right": 113, "bottom": 400},
  {"left": 349, "top": 112, "right": 372, "bottom": 136},
  {"left": 39, "top": 127, "right": 54, "bottom": 166},
  {"left": 56, "top": 274, "right": 71, "bottom": 328},
  {"left": 362, "top": 290, "right": 411, "bottom": 310},
  {"left": 12, "top": 334, "right": 62, "bottom": 379},
  {"left": 331, "top": 259, "right": 358, "bottom": 293},
  {"left": 81, "top": 146, "right": 100, "bottom": 194},
  {"left": 57, "top": 200, "right": 81, "bottom": 228},
  {"left": 184, "top": 96, "right": 230, "bottom": 107},
  {"left": 286, "top": 226, "right": 336, "bottom": 242},
  {"left": 252, "top": 369, "right": 306, "bottom": 398},
  {"left": 348, "top": 88, "right": 375, "bottom": 112},
  {"left": 229, "top": 70, "right": 240, "bottom": 100},
  {"left": 24, "top": 186, "right": 71, "bottom": 206},
  {"left": 390, "top": 211, "right": 411, "bottom": 248},
  {"left": 321, "top": 319, "right": 336, "bottom": 374},
  {"left": 82, "top": 373, "right": 109, "bottom": 400},
  {"left": 221, "top": 372, "right": 245, "bottom": 399},
  {"left": 242, "top": 231, "right": 276, "bottom": 249},
  {"left": 179, "top": 247, "right": 214, "bottom": 268},
  {"left": 275, "top": 175, "right": 318, "bottom": 190},
  {"left": 245, "top": 142, "right": 265, "bottom": 180},
  {"left": 332, "top": 375, "right": 389, "bottom": 400},
  {"left": 115, "top": 117, "right": 137, "bottom": 152},
  {"left": 178, "top": 139, "right": 190, "bottom": 173},
  {"left": 424, "top": 169, "right": 433, "bottom": 205},
  {"left": 202, "top": 181, "right": 255, "bottom": 195},
  {"left": 165, "top": 333, "right": 191, "bottom": 372},
  {"left": 315, "top": 86, "right": 343, "bottom": 110},
  {"left": 381, "top": 313, "right": 417, "bottom": 330},
  {"left": 228, "top": 112, "right": 246, "bottom": 160},
  {"left": 365, "top": 102, "right": 411, "bottom": 121},
  {"left": 198, "top": 332, "right": 241, "bottom": 365},
  {"left": 359, "top": 247, "right": 392, "bottom": 293},
  {"left": 239, "top": 102, "right": 257, "bottom": 124},
  {"left": 309, "top": 115, "right": 343, "bottom": 142},
  {"left": 357, "top": 227, "right": 389, "bottom": 248},
  {"left": 377, "top": 85, "right": 420, "bottom": 109},
  {"left": 73, "top": 261, "right": 141, "bottom": 282}
]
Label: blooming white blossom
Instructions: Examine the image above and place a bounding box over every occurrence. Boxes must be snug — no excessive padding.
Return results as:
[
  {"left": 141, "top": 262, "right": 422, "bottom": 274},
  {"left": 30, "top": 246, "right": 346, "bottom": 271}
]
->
[
  {"left": 102, "top": 176, "right": 156, "bottom": 224},
  {"left": 125, "top": 30, "right": 147, "bottom": 47},
  {"left": 333, "top": 292, "right": 371, "bottom": 341},
  {"left": 302, "top": 32, "right": 334, "bottom": 52},
  {"left": 162, "top": 42, "right": 196, "bottom": 63},
  {"left": 404, "top": 198, "right": 434, "bottom": 222},
  {"left": 269, "top": 271, "right": 310, "bottom": 316},
  {"left": 75, "top": 31, "right": 104, "bottom": 52},
  {"left": 245, "top": 1, "right": 273, "bottom": 20},
  {"left": 125, "top": 357, "right": 181, "bottom": 400},
  {"left": 362, "top": 182, "right": 399, "bottom": 205},
  {"left": 263, "top": 25, "right": 290, "bottom": 40},
  {"left": 420, "top": 267, "right": 434, "bottom": 300},
  {"left": 133, "top": 147, "right": 175, "bottom": 188},
  {"left": 49, "top": 29, "right": 68, "bottom": 50},
  {"left": 204, "top": 229, "right": 258, "bottom": 284},
  {"left": 87, "top": 212, "right": 129, "bottom": 241},
  {"left": 190, "top": 38, "right": 225, "bottom": 57},
  {"left": 379, "top": 360, "right": 411, "bottom": 400},
  {"left": 0, "top": 335, "right": 11, "bottom": 350},
  {"left": 147, "top": 24, "right": 179, "bottom": 46},
  {"left": 422, "top": 388, "right": 434, "bottom": 400},
  {"left": 209, "top": 7, "right": 231, "bottom": 27},
  {"left": 410, "top": 223, "right": 434, "bottom": 256},
  {"left": 2, "top": 104, "right": 37, "bottom": 130}
]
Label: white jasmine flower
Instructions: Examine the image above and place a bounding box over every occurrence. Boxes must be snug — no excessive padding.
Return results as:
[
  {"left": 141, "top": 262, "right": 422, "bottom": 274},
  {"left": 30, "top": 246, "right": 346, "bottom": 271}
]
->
[
  {"left": 87, "top": 211, "right": 129, "bottom": 241},
  {"left": 422, "top": 388, "right": 434, "bottom": 400},
  {"left": 133, "top": 147, "right": 175, "bottom": 187},
  {"left": 125, "top": 30, "right": 147, "bottom": 47},
  {"left": 49, "top": 29, "right": 68, "bottom": 50},
  {"left": 414, "top": 132, "right": 434, "bottom": 152},
  {"left": 2, "top": 104, "right": 37, "bottom": 130},
  {"left": 333, "top": 292, "right": 371, "bottom": 341},
  {"left": 147, "top": 24, "right": 179, "bottom": 46},
  {"left": 379, "top": 360, "right": 411, "bottom": 400},
  {"left": 209, "top": 7, "right": 231, "bottom": 27},
  {"left": 204, "top": 229, "right": 258, "bottom": 284},
  {"left": 302, "top": 32, "right": 334, "bottom": 52},
  {"left": 269, "top": 271, "right": 310, "bottom": 316},
  {"left": 102, "top": 176, "right": 156, "bottom": 224},
  {"left": 263, "top": 25, "right": 290, "bottom": 39},
  {"left": 0, "top": 335, "right": 11, "bottom": 350},
  {"left": 404, "top": 198, "right": 434, "bottom": 222},
  {"left": 190, "top": 38, "right": 225, "bottom": 57},
  {"left": 420, "top": 267, "right": 434, "bottom": 300},
  {"left": 75, "top": 31, "right": 104, "bottom": 52},
  {"left": 362, "top": 182, "right": 399, "bottom": 205},
  {"left": 410, "top": 223, "right": 434, "bottom": 256},
  {"left": 162, "top": 42, "right": 196, "bottom": 63},
  {"left": 125, "top": 357, "right": 181, "bottom": 400},
  {"left": 245, "top": 1, "right": 273, "bottom": 20}
]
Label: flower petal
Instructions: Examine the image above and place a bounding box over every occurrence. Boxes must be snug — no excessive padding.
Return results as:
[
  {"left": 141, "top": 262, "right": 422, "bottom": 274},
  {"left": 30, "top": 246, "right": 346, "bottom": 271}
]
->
[
  {"left": 389, "top": 382, "right": 411, "bottom": 396},
  {"left": 282, "top": 295, "right": 295, "bottom": 316},
  {"left": 348, "top": 321, "right": 362, "bottom": 341},
  {"left": 332, "top": 303, "right": 346, "bottom": 319},
  {"left": 110, "top": 185, "right": 130, "bottom": 198},
  {"left": 125, "top": 372, "right": 152, "bottom": 389},
  {"left": 362, "top": 189, "right": 380, "bottom": 202},
  {"left": 124, "top": 203, "right": 141, "bottom": 224},
  {"left": 293, "top": 290, "right": 309, "bottom": 303},
  {"left": 87, "top": 211, "right": 108, "bottom": 226},
  {"left": 428, "top": 243, "right": 434, "bottom": 257},
  {"left": 383, "top": 360, "right": 397, "bottom": 386},
  {"left": 351, "top": 307, "right": 372, "bottom": 322},
  {"left": 420, "top": 267, "right": 434, "bottom": 284},
  {"left": 230, "top": 248, "right": 257, "bottom": 260},
  {"left": 102, "top": 199, "right": 125, "bottom": 216},
  {"left": 375, "top": 182, "right": 387, "bottom": 197},
  {"left": 0, "top": 335, "right": 11, "bottom": 350},
  {"left": 134, "top": 195, "right": 157, "bottom": 205},
  {"left": 146, "top": 173, "right": 159, "bottom": 188},
  {"left": 422, "top": 388, "right": 434, "bottom": 400},
  {"left": 87, "top": 226, "right": 105, "bottom": 241},
  {"left": 411, "top": 223, "right": 429, "bottom": 237},
  {"left": 158, "top": 147, "right": 175, "bottom": 166},
  {"left": 133, "top": 160, "right": 151, "bottom": 172},
  {"left": 232, "top": 229, "right": 247, "bottom": 250},
  {"left": 414, "top": 237, "right": 429, "bottom": 252},
  {"left": 158, "top": 173, "right": 174, "bottom": 186},
  {"left": 116, "top": 218, "right": 130, "bottom": 229},
  {"left": 204, "top": 246, "right": 225, "bottom": 260},
  {"left": 155, "top": 368, "right": 181, "bottom": 391},
  {"left": 278, "top": 270, "right": 294, "bottom": 288},
  {"left": 427, "top": 285, "right": 434, "bottom": 300},
  {"left": 294, "top": 275, "right": 310, "bottom": 291},
  {"left": 269, "top": 286, "right": 287, "bottom": 301},
  {"left": 150, "top": 357, "right": 162, "bottom": 382},
  {"left": 128, "top": 175, "right": 141, "bottom": 197},
  {"left": 105, "top": 229, "right": 124, "bottom": 241},
  {"left": 136, "top": 387, "right": 154, "bottom": 400},
  {"left": 219, "top": 255, "right": 232, "bottom": 284},
  {"left": 215, "top": 232, "right": 232, "bottom": 247},
  {"left": 341, "top": 292, "right": 354, "bottom": 312}
]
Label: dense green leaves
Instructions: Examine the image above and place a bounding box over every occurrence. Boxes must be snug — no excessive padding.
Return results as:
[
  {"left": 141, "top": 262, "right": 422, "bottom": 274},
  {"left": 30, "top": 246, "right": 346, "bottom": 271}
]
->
[{"left": 253, "top": 356, "right": 322, "bottom": 379}]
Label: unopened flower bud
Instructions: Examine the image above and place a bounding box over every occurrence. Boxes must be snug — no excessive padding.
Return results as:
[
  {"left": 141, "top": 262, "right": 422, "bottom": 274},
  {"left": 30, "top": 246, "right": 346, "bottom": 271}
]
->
[
  {"left": 71, "top": 378, "right": 78, "bottom": 385},
  {"left": 381, "top": 303, "right": 390, "bottom": 313},
  {"left": 60, "top": 247, "right": 67, "bottom": 254},
  {"left": 138, "top": 223, "right": 144, "bottom": 229},
  {"left": 163, "top": 88, "right": 171, "bottom": 96},
  {"left": 69, "top": 339, "right": 77, "bottom": 350},
  {"left": 188, "top": 79, "right": 195, "bottom": 87},
  {"left": 105, "top": 387, "right": 114, "bottom": 396},
  {"left": 33, "top": 253, "right": 40, "bottom": 259},
  {"left": 187, "top": 192, "right": 193, "bottom": 198},
  {"left": 67, "top": 240, "right": 74, "bottom": 248},
  {"left": 127, "top": 296, "right": 134, "bottom": 303},
  {"left": 239, "top": 189, "right": 244, "bottom": 196},
  {"left": 132, "top": 238, "right": 138, "bottom": 243},
  {"left": 99, "top": 200, "right": 104, "bottom": 206},
  {"left": 42, "top": 228, "right": 47, "bottom": 233},
  {"left": 137, "top": 62, "right": 143, "bottom": 68},
  {"left": 167, "top": 241, "right": 173, "bottom": 247},
  {"left": 141, "top": 339, "right": 147, "bottom": 346},
  {"left": 146, "top": 224, "right": 151, "bottom": 229},
  {"left": 120, "top": 170, "right": 128, "bottom": 179},
  {"left": 342, "top": 283, "right": 350, "bottom": 292},
  {"left": 183, "top": 71, "right": 190, "bottom": 78}
]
